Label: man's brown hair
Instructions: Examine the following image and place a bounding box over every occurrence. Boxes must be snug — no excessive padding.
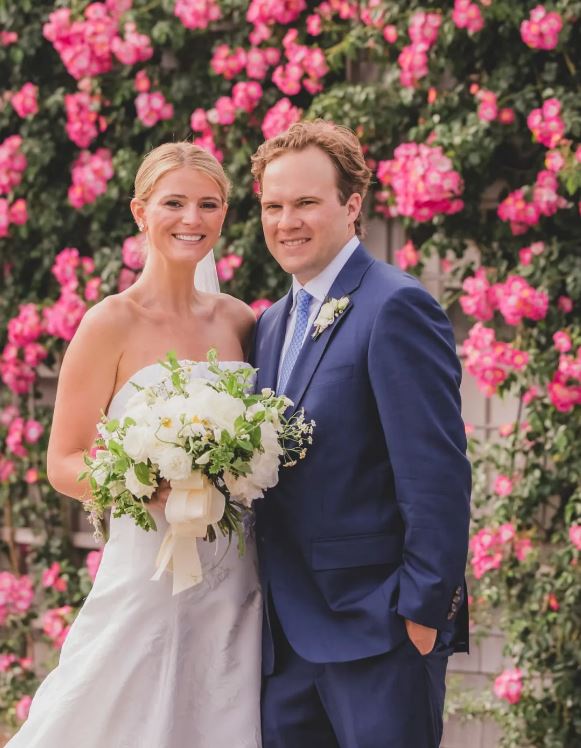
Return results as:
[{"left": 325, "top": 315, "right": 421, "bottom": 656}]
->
[{"left": 251, "top": 119, "right": 372, "bottom": 236}]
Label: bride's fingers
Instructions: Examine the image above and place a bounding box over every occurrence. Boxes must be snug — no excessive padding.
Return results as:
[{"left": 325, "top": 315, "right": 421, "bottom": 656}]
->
[{"left": 149, "top": 480, "right": 171, "bottom": 509}]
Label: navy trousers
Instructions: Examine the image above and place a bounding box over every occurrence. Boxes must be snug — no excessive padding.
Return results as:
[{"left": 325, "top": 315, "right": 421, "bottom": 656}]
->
[{"left": 262, "top": 607, "right": 450, "bottom": 748}]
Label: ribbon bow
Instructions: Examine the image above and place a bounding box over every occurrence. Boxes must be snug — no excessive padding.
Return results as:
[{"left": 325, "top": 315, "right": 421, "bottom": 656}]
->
[{"left": 151, "top": 472, "right": 225, "bottom": 595}]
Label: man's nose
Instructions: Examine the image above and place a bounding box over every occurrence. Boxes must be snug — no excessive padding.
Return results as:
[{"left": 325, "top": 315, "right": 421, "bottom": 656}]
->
[{"left": 277, "top": 207, "right": 302, "bottom": 231}]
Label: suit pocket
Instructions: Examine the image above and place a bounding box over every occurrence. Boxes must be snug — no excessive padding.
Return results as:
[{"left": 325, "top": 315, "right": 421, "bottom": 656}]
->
[
  {"left": 311, "top": 532, "right": 403, "bottom": 570},
  {"left": 310, "top": 364, "right": 354, "bottom": 389}
]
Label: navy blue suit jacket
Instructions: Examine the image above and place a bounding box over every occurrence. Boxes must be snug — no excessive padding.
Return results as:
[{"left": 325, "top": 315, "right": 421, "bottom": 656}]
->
[{"left": 252, "top": 244, "right": 471, "bottom": 673}]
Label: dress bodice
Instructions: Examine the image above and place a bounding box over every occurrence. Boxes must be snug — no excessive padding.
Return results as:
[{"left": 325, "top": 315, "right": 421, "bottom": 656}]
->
[{"left": 107, "top": 360, "right": 253, "bottom": 420}]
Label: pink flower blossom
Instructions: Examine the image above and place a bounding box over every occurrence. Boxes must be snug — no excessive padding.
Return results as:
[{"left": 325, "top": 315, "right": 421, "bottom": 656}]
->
[
  {"left": 394, "top": 240, "right": 420, "bottom": 270},
  {"left": 85, "top": 277, "right": 102, "bottom": 302},
  {"left": 117, "top": 267, "right": 138, "bottom": 292},
  {"left": 383, "top": 25, "right": 398, "bottom": 43},
  {"left": 216, "top": 254, "right": 243, "bottom": 282},
  {"left": 306, "top": 13, "right": 322, "bottom": 35},
  {"left": 461, "top": 323, "right": 529, "bottom": 396},
  {"left": 0, "top": 135, "right": 27, "bottom": 196},
  {"left": 547, "top": 592, "right": 559, "bottom": 611},
  {"left": 569, "top": 524, "right": 581, "bottom": 550},
  {"left": 25, "top": 468, "right": 39, "bottom": 484},
  {"left": 11, "top": 83, "right": 39, "bottom": 118},
  {"left": 43, "top": 288, "right": 87, "bottom": 342},
  {"left": 111, "top": 21, "right": 153, "bottom": 65},
  {"left": 210, "top": 45, "right": 247, "bottom": 79},
  {"left": 0, "top": 31, "right": 18, "bottom": 46},
  {"left": 135, "top": 91, "right": 174, "bottom": 127},
  {"left": 250, "top": 299, "right": 273, "bottom": 318},
  {"left": 52, "top": 247, "right": 80, "bottom": 289},
  {"left": 0, "top": 572, "right": 34, "bottom": 615},
  {"left": 459, "top": 268, "right": 495, "bottom": 321},
  {"left": 247, "top": 0, "right": 306, "bottom": 28},
  {"left": 452, "top": 0, "right": 484, "bottom": 33},
  {"left": 553, "top": 331, "right": 572, "bottom": 353},
  {"left": 7, "top": 304, "right": 42, "bottom": 346},
  {"left": 231, "top": 81, "right": 263, "bottom": 113},
  {"left": 498, "top": 108, "right": 515, "bottom": 125},
  {"left": 24, "top": 419, "right": 43, "bottom": 443},
  {"left": 122, "top": 235, "right": 145, "bottom": 270},
  {"left": 492, "top": 275, "right": 549, "bottom": 326},
  {"left": 498, "top": 423, "right": 514, "bottom": 437},
  {"left": 523, "top": 386, "right": 539, "bottom": 405},
  {"left": 0, "top": 405, "right": 18, "bottom": 427},
  {"left": 134, "top": 69, "right": 150, "bottom": 92},
  {"left": 521, "top": 5, "right": 562, "bottom": 50},
  {"left": 193, "top": 132, "right": 223, "bottom": 163},
  {"left": 65, "top": 92, "right": 106, "bottom": 148},
  {"left": 469, "top": 528, "right": 503, "bottom": 578},
  {"left": 210, "top": 96, "right": 236, "bottom": 126},
  {"left": 494, "top": 474, "right": 513, "bottom": 497},
  {"left": 86, "top": 549, "right": 104, "bottom": 581},
  {"left": 558, "top": 295, "right": 573, "bottom": 313},
  {"left": 42, "top": 606, "right": 73, "bottom": 648},
  {"left": 174, "top": 0, "right": 221, "bottom": 29},
  {"left": 493, "top": 668, "right": 523, "bottom": 704},
  {"left": 68, "top": 149, "right": 114, "bottom": 209},
  {"left": 527, "top": 98, "right": 565, "bottom": 148},
  {"left": 15, "top": 695, "right": 32, "bottom": 722},
  {"left": 190, "top": 108, "right": 209, "bottom": 133},
  {"left": 0, "top": 456, "right": 15, "bottom": 483},
  {"left": 377, "top": 142, "right": 464, "bottom": 222},
  {"left": 42, "top": 562, "right": 68, "bottom": 592},
  {"left": 261, "top": 98, "right": 302, "bottom": 139},
  {"left": 514, "top": 537, "right": 533, "bottom": 561}
]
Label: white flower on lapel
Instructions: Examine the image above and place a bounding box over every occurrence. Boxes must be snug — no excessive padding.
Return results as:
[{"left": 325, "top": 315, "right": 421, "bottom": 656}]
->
[{"left": 312, "top": 296, "right": 350, "bottom": 340}]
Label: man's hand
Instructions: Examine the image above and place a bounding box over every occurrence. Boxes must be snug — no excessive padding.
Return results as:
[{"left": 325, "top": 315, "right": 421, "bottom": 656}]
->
[
  {"left": 405, "top": 618, "right": 437, "bottom": 656},
  {"left": 148, "top": 479, "right": 171, "bottom": 511}
]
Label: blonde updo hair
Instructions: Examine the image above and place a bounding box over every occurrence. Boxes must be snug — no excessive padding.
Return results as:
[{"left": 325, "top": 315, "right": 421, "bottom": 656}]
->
[{"left": 134, "top": 141, "right": 230, "bottom": 203}]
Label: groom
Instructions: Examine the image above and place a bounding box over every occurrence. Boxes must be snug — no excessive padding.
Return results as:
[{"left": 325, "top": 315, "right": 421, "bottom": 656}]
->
[{"left": 251, "top": 120, "right": 471, "bottom": 748}]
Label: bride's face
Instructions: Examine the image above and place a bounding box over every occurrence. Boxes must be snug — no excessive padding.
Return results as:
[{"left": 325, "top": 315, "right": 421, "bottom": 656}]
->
[{"left": 132, "top": 166, "right": 227, "bottom": 266}]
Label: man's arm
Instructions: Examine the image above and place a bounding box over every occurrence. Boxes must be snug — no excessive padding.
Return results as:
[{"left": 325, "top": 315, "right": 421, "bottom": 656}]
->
[{"left": 368, "top": 284, "right": 471, "bottom": 640}]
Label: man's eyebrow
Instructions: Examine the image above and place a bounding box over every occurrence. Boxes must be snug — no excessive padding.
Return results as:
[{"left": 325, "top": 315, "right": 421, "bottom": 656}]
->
[{"left": 261, "top": 195, "right": 321, "bottom": 203}]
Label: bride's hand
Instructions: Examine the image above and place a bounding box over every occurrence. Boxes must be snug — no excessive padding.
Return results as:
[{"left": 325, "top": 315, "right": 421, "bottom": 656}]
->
[{"left": 148, "top": 479, "right": 171, "bottom": 511}]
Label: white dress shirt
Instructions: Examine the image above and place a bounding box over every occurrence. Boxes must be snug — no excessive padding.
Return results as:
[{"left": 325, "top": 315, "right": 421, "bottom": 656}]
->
[{"left": 279, "top": 235, "right": 359, "bottom": 367}]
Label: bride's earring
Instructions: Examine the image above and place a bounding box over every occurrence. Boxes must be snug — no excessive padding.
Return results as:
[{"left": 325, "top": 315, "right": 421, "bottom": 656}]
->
[{"left": 137, "top": 222, "right": 145, "bottom": 232}]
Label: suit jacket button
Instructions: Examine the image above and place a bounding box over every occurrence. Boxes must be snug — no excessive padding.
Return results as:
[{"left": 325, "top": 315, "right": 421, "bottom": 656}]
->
[{"left": 447, "top": 612, "right": 454, "bottom": 620}]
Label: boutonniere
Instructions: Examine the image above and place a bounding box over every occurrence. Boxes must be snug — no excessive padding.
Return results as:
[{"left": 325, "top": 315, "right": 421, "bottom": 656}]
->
[{"left": 312, "top": 296, "right": 350, "bottom": 340}]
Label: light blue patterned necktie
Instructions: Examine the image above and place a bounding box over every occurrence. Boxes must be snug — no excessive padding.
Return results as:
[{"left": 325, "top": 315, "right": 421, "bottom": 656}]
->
[{"left": 277, "top": 288, "right": 313, "bottom": 393}]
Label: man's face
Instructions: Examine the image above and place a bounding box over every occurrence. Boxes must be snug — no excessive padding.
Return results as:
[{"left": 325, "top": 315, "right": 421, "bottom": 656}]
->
[{"left": 260, "top": 146, "right": 362, "bottom": 285}]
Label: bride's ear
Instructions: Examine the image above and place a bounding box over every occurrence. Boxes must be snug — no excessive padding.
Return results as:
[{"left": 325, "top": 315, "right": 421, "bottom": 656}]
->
[{"left": 130, "top": 198, "right": 146, "bottom": 231}]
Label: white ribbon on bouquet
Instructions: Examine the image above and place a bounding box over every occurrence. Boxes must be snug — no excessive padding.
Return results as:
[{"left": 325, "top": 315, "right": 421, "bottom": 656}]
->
[{"left": 151, "top": 472, "right": 225, "bottom": 595}]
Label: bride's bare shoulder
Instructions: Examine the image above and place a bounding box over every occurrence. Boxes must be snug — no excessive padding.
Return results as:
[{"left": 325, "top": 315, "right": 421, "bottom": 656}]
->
[
  {"left": 215, "top": 292, "right": 255, "bottom": 331},
  {"left": 73, "top": 293, "right": 136, "bottom": 346}
]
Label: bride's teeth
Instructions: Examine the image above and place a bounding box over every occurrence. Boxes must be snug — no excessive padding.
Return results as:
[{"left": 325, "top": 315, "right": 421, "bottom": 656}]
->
[{"left": 175, "top": 234, "right": 203, "bottom": 241}]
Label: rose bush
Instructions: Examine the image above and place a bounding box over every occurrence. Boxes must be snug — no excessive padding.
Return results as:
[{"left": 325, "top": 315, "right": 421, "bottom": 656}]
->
[{"left": 0, "top": 1, "right": 580, "bottom": 744}]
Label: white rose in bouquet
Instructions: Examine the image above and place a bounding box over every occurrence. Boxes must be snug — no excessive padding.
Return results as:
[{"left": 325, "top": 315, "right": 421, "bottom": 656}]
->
[
  {"left": 124, "top": 465, "right": 156, "bottom": 499},
  {"left": 123, "top": 389, "right": 155, "bottom": 425},
  {"left": 186, "top": 387, "right": 245, "bottom": 436},
  {"left": 157, "top": 446, "right": 192, "bottom": 482},
  {"left": 123, "top": 425, "right": 156, "bottom": 463},
  {"left": 224, "top": 422, "right": 284, "bottom": 505}
]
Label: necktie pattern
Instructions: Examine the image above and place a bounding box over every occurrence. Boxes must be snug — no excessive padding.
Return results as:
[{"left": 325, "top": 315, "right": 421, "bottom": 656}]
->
[{"left": 277, "top": 289, "right": 313, "bottom": 393}]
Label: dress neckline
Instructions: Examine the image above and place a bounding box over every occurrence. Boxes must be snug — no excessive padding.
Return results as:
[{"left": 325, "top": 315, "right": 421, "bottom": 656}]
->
[{"left": 108, "top": 359, "right": 250, "bottom": 414}]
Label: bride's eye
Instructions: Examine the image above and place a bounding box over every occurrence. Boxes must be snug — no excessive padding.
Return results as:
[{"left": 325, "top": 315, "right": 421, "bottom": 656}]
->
[
  {"left": 201, "top": 201, "right": 219, "bottom": 210},
  {"left": 165, "top": 200, "right": 183, "bottom": 208}
]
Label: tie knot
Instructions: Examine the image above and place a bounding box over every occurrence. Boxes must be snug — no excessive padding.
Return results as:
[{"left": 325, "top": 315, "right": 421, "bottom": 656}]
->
[{"left": 296, "top": 289, "right": 312, "bottom": 315}]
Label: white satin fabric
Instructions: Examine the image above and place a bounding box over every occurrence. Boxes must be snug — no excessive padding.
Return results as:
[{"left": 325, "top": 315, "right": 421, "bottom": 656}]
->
[{"left": 8, "top": 362, "right": 262, "bottom": 748}]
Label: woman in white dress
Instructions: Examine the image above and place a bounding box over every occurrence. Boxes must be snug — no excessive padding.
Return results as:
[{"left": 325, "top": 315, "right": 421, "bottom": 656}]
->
[{"left": 7, "top": 142, "right": 262, "bottom": 748}]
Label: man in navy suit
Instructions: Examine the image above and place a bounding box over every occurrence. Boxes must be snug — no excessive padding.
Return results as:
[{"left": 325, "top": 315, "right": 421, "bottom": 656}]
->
[{"left": 251, "top": 120, "right": 471, "bottom": 748}]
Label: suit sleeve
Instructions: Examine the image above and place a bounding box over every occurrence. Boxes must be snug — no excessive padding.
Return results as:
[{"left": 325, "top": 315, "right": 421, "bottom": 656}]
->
[{"left": 368, "top": 284, "right": 471, "bottom": 631}]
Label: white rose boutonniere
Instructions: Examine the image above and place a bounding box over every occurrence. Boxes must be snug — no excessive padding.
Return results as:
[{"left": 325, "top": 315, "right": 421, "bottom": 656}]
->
[{"left": 312, "top": 296, "right": 350, "bottom": 340}]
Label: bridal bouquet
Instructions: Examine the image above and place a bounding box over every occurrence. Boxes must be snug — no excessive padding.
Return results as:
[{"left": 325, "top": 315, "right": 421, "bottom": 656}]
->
[{"left": 81, "top": 351, "right": 314, "bottom": 592}]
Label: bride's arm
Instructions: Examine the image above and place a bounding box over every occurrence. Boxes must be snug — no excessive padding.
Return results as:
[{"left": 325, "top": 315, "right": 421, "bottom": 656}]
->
[{"left": 47, "top": 297, "right": 125, "bottom": 502}]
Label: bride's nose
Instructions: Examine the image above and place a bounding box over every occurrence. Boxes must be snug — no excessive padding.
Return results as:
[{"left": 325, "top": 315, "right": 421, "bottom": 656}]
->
[{"left": 181, "top": 204, "right": 201, "bottom": 225}]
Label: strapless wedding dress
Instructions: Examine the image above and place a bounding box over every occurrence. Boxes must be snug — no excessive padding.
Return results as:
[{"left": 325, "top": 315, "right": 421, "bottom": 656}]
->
[{"left": 7, "top": 362, "right": 263, "bottom": 748}]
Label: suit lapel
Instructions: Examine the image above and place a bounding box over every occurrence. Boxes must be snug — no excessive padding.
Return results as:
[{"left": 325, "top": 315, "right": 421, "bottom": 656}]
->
[
  {"left": 256, "top": 289, "right": 293, "bottom": 392},
  {"left": 283, "top": 244, "right": 374, "bottom": 410}
]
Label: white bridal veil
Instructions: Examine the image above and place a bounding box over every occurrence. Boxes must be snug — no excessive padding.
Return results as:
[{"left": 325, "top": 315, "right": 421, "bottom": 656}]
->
[{"left": 194, "top": 249, "right": 220, "bottom": 294}]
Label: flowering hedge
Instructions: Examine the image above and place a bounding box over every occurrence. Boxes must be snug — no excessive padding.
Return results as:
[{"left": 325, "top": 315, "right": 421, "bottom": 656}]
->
[{"left": 0, "top": 0, "right": 580, "bottom": 744}]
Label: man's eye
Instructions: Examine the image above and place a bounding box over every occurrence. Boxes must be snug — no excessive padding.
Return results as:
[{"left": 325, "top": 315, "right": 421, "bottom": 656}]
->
[
  {"left": 264, "top": 204, "right": 280, "bottom": 211},
  {"left": 300, "top": 200, "right": 315, "bottom": 206}
]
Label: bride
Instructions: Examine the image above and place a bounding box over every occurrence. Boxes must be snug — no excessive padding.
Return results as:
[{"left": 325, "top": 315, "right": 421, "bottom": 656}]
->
[{"left": 7, "top": 142, "right": 262, "bottom": 748}]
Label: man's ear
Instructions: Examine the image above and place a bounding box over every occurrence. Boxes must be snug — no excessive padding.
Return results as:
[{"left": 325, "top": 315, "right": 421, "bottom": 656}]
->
[{"left": 346, "top": 193, "right": 362, "bottom": 226}]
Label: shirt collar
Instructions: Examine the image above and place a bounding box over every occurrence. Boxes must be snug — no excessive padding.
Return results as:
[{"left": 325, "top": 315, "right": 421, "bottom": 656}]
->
[{"left": 291, "top": 235, "right": 360, "bottom": 306}]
